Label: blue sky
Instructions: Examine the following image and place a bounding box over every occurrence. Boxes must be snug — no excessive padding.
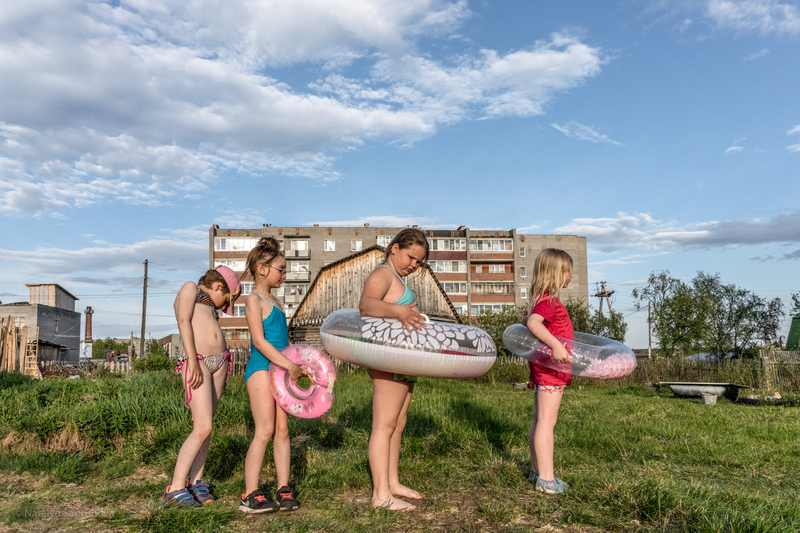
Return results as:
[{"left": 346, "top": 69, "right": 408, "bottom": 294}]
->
[{"left": 1, "top": 0, "right": 798, "bottom": 348}]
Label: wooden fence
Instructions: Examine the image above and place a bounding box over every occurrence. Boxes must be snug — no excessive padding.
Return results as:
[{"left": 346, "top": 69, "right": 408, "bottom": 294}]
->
[{"left": 0, "top": 318, "right": 41, "bottom": 378}]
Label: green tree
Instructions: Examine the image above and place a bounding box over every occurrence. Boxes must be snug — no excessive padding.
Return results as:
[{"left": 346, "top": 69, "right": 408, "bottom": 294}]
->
[
  {"left": 563, "top": 297, "right": 590, "bottom": 334},
  {"left": 92, "top": 337, "right": 129, "bottom": 359},
  {"left": 589, "top": 308, "right": 628, "bottom": 343},
  {"left": 469, "top": 305, "right": 528, "bottom": 359},
  {"left": 632, "top": 271, "right": 686, "bottom": 356}
]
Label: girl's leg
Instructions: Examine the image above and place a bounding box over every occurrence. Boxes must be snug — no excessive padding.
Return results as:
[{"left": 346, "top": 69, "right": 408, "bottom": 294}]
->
[
  {"left": 244, "top": 370, "right": 277, "bottom": 495},
  {"left": 531, "top": 387, "right": 563, "bottom": 481},
  {"left": 189, "top": 359, "right": 230, "bottom": 483},
  {"left": 171, "top": 361, "right": 214, "bottom": 490},
  {"left": 368, "top": 369, "right": 415, "bottom": 511},
  {"left": 273, "top": 402, "right": 291, "bottom": 489},
  {"left": 388, "top": 386, "right": 421, "bottom": 500},
  {"left": 528, "top": 387, "right": 539, "bottom": 474}
]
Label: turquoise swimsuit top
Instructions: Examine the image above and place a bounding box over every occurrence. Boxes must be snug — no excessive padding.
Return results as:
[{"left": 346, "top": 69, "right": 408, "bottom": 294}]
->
[
  {"left": 379, "top": 260, "right": 416, "bottom": 305},
  {"left": 245, "top": 300, "right": 287, "bottom": 383}
]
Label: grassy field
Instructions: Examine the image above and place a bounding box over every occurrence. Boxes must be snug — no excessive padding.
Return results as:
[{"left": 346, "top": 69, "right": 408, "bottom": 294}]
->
[{"left": 0, "top": 369, "right": 799, "bottom": 533}]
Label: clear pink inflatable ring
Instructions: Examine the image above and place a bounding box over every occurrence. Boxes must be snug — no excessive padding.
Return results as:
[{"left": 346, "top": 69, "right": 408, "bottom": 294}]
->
[
  {"left": 269, "top": 344, "right": 337, "bottom": 419},
  {"left": 503, "top": 324, "right": 637, "bottom": 379}
]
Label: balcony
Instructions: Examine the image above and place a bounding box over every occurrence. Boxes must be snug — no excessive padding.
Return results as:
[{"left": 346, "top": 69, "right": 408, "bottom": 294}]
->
[
  {"left": 285, "top": 249, "right": 310, "bottom": 258},
  {"left": 283, "top": 294, "right": 305, "bottom": 304},
  {"left": 286, "top": 271, "right": 310, "bottom": 281}
]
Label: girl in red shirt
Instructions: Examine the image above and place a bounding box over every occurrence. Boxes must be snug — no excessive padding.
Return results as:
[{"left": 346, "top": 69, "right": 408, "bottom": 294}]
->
[{"left": 522, "top": 248, "right": 574, "bottom": 494}]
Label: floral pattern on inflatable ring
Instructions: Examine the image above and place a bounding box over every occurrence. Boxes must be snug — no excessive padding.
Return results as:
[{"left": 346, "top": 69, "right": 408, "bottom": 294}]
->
[{"left": 360, "top": 317, "right": 493, "bottom": 353}]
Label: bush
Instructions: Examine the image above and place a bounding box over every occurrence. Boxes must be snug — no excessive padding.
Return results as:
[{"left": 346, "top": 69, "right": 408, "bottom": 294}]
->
[{"left": 133, "top": 352, "right": 173, "bottom": 373}]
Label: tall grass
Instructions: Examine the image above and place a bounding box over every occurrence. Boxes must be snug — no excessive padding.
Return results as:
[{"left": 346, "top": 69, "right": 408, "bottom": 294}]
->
[{"left": 0, "top": 371, "right": 799, "bottom": 532}]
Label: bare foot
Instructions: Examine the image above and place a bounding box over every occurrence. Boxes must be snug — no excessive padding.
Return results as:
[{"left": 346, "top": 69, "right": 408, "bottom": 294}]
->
[
  {"left": 373, "top": 496, "right": 416, "bottom": 511},
  {"left": 390, "top": 484, "right": 422, "bottom": 500}
]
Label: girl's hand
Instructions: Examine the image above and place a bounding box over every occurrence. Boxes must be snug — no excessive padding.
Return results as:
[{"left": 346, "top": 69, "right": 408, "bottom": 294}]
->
[
  {"left": 552, "top": 343, "right": 571, "bottom": 364},
  {"left": 397, "top": 303, "right": 426, "bottom": 331},
  {"left": 186, "top": 359, "right": 203, "bottom": 389},
  {"left": 288, "top": 362, "right": 308, "bottom": 382}
]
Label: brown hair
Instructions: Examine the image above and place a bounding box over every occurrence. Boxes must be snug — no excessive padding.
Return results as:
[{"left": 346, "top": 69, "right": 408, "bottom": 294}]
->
[
  {"left": 383, "top": 228, "right": 429, "bottom": 268},
  {"left": 526, "top": 248, "right": 573, "bottom": 312},
  {"left": 198, "top": 270, "right": 230, "bottom": 294},
  {"left": 245, "top": 237, "right": 283, "bottom": 279}
]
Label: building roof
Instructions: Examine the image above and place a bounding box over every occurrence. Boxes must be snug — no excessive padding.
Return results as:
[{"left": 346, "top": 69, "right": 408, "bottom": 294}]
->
[{"left": 26, "top": 283, "right": 79, "bottom": 301}]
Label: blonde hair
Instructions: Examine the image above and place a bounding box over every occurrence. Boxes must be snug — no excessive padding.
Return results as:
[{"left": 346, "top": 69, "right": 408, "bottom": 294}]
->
[
  {"left": 527, "top": 248, "right": 573, "bottom": 312},
  {"left": 383, "top": 228, "right": 429, "bottom": 268},
  {"left": 245, "top": 237, "right": 283, "bottom": 279}
]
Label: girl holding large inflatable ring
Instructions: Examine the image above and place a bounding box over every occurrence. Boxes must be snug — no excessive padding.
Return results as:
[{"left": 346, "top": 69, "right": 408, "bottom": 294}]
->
[
  {"left": 358, "top": 228, "right": 429, "bottom": 512},
  {"left": 522, "top": 248, "right": 575, "bottom": 495}
]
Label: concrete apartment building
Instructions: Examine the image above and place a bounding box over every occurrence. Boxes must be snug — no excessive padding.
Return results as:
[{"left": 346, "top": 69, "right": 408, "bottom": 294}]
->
[
  {"left": 210, "top": 225, "right": 588, "bottom": 346},
  {"left": 0, "top": 284, "right": 81, "bottom": 363}
]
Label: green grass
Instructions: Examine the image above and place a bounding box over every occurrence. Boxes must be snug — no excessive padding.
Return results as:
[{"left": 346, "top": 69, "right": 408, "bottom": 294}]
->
[{"left": 0, "top": 371, "right": 798, "bottom": 532}]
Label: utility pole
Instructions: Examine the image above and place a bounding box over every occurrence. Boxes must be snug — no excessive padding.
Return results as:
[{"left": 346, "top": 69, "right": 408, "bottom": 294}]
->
[
  {"left": 647, "top": 302, "right": 653, "bottom": 359},
  {"left": 593, "top": 282, "right": 615, "bottom": 313},
  {"left": 140, "top": 259, "right": 148, "bottom": 359}
]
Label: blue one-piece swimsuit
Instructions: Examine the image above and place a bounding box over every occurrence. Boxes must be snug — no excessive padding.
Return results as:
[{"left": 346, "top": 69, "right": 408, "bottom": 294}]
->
[{"left": 245, "top": 302, "right": 288, "bottom": 384}]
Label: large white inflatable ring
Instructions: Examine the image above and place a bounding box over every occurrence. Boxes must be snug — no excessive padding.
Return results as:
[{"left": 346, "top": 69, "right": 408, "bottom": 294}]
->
[{"left": 320, "top": 309, "right": 496, "bottom": 379}]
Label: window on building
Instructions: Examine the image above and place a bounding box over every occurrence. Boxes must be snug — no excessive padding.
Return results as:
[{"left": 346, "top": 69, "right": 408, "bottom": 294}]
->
[
  {"left": 521, "top": 287, "right": 528, "bottom": 299},
  {"left": 470, "top": 303, "right": 512, "bottom": 315},
  {"left": 454, "top": 304, "right": 469, "bottom": 315},
  {"left": 469, "top": 239, "right": 513, "bottom": 251},
  {"left": 428, "top": 238, "right": 467, "bottom": 251},
  {"left": 441, "top": 282, "right": 468, "bottom": 294},
  {"left": 351, "top": 240, "right": 362, "bottom": 251},
  {"left": 214, "top": 259, "right": 246, "bottom": 271},
  {"left": 291, "top": 240, "right": 308, "bottom": 251},
  {"left": 224, "top": 330, "right": 232, "bottom": 340},
  {"left": 429, "top": 260, "right": 467, "bottom": 273},
  {"left": 234, "top": 304, "right": 246, "bottom": 317},
  {"left": 324, "top": 240, "right": 335, "bottom": 251},
  {"left": 241, "top": 282, "right": 254, "bottom": 295},
  {"left": 215, "top": 237, "right": 259, "bottom": 251},
  {"left": 520, "top": 267, "right": 526, "bottom": 278},
  {"left": 276, "top": 287, "right": 285, "bottom": 297},
  {"left": 475, "top": 265, "right": 482, "bottom": 273},
  {"left": 519, "top": 246, "right": 526, "bottom": 257},
  {"left": 289, "top": 285, "right": 307, "bottom": 296},
  {"left": 290, "top": 262, "right": 309, "bottom": 272},
  {"left": 471, "top": 282, "right": 514, "bottom": 295},
  {"left": 377, "top": 235, "right": 394, "bottom": 247},
  {"left": 488, "top": 264, "right": 505, "bottom": 273}
]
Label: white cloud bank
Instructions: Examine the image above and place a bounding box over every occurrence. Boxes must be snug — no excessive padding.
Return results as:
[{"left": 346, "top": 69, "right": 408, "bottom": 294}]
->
[
  {"left": 0, "top": 0, "right": 604, "bottom": 216},
  {"left": 555, "top": 211, "right": 800, "bottom": 254},
  {"left": 706, "top": 0, "right": 800, "bottom": 36}
]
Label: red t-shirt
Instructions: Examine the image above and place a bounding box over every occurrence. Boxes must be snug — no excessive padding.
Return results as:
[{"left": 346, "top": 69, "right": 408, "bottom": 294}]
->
[{"left": 527, "top": 294, "right": 574, "bottom": 386}]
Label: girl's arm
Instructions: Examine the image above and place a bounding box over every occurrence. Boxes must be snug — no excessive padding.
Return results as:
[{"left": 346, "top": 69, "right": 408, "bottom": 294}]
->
[
  {"left": 174, "top": 282, "right": 203, "bottom": 389},
  {"left": 526, "top": 313, "right": 571, "bottom": 364},
  {"left": 359, "top": 269, "right": 425, "bottom": 330},
  {"left": 245, "top": 293, "right": 306, "bottom": 381}
]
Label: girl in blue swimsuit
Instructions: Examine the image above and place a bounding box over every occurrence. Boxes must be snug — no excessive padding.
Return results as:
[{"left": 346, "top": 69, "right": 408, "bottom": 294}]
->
[
  {"left": 240, "top": 237, "right": 307, "bottom": 514},
  {"left": 358, "top": 228, "right": 429, "bottom": 511}
]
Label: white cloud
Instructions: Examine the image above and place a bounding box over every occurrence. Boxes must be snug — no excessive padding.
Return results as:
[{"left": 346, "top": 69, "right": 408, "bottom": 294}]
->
[
  {"left": 744, "top": 47, "right": 770, "bottom": 59},
  {"left": 551, "top": 122, "right": 624, "bottom": 146},
  {"left": 555, "top": 211, "right": 800, "bottom": 252},
  {"left": 0, "top": 2, "right": 605, "bottom": 216},
  {"left": 517, "top": 223, "right": 545, "bottom": 233},
  {"left": 706, "top": 0, "right": 800, "bottom": 36},
  {"left": 313, "top": 215, "right": 435, "bottom": 227},
  {"left": 725, "top": 145, "right": 744, "bottom": 153},
  {"left": 788, "top": 125, "right": 800, "bottom": 134},
  {"left": 788, "top": 143, "right": 800, "bottom": 152}
]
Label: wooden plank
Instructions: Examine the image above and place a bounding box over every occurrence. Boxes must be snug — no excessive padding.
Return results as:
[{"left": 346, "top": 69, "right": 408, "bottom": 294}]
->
[{"left": 18, "top": 326, "right": 28, "bottom": 375}]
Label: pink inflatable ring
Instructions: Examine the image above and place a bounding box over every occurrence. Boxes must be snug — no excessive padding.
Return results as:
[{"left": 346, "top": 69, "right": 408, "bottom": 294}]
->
[{"left": 269, "top": 344, "right": 337, "bottom": 419}]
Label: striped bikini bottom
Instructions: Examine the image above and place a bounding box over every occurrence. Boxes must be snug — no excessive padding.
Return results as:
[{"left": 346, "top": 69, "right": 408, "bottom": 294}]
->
[{"left": 176, "top": 350, "right": 233, "bottom": 408}]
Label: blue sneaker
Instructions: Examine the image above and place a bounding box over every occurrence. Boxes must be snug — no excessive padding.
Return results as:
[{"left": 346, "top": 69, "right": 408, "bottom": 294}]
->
[
  {"left": 188, "top": 480, "right": 216, "bottom": 505},
  {"left": 161, "top": 485, "right": 201, "bottom": 508},
  {"left": 535, "top": 477, "right": 568, "bottom": 494}
]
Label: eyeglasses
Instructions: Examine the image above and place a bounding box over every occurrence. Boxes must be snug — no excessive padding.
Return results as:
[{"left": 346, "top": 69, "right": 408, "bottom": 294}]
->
[{"left": 269, "top": 265, "right": 287, "bottom": 275}]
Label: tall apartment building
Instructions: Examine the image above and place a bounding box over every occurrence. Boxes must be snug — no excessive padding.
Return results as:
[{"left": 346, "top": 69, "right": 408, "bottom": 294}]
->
[{"left": 209, "top": 225, "right": 587, "bottom": 346}]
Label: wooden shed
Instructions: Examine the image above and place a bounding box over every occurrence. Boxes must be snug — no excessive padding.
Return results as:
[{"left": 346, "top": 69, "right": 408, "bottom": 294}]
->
[{"left": 289, "top": 245, "right": 461, "bottom": 348}]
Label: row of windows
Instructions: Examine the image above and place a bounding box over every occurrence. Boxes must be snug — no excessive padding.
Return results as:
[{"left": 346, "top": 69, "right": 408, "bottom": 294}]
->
[
  {"left": 471, "top": 282, "right": 515, "bottom": 295},
  {"left": 470, "top": 239, "right": 513, "bottom": 251},
  {"left": 428, "top": 238, "right": 467, "bottom": 251},
  {"left": 215, "top": 236, "right": 395, "bottom": 253},
  {"left": 429, "top": 260, "right": 468, "bottom": 273}
]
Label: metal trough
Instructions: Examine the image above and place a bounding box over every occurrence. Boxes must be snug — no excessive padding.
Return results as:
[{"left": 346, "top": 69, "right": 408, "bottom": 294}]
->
[{"left": 658, "top": 382, "right": 748, "bottom": 401}]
